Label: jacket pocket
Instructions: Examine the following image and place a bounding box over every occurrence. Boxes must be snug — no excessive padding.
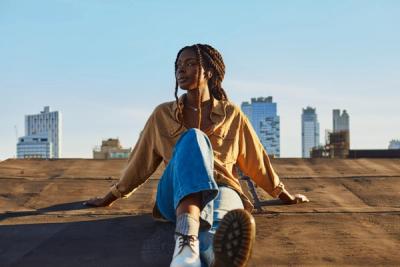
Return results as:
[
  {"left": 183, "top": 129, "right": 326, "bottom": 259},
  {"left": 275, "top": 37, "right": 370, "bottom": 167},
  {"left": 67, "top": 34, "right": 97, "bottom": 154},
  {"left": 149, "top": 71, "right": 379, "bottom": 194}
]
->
[{"left": 210, "top": 127, "right": 236, "bottom": 164}]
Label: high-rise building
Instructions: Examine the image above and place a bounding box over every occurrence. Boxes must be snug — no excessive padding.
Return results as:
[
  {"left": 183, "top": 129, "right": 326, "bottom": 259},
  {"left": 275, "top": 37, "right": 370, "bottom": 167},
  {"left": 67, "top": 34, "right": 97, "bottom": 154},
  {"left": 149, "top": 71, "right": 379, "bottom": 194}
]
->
[
  {"left": 302, "top": 107, "right": 320, "bottom": 158},
  {"left": 333, "top": 109, "right": 349, "bottom": 133},
  {"left": 332, "top": 109, "right": 350, "bottom": 157},
  {"left": 17, "top": 106, "right": 62, "bottom": 159},
  {"left": 241, "top": 97, "right": 280, "bottom": 157}
]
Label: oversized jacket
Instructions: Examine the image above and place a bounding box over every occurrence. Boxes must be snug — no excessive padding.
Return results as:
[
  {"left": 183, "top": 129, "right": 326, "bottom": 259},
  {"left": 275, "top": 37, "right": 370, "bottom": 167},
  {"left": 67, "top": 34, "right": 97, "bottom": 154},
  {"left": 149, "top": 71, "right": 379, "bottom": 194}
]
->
[{"left": 110, "top": 95, "right": 285, "bottom": 211}]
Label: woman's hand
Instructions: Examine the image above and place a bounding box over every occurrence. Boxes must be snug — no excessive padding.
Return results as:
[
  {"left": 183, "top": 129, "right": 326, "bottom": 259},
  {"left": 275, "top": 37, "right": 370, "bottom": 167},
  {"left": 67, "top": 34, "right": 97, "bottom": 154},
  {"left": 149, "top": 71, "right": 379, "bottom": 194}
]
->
[
  {"left": 83, "top": 192, "right": 118, "bottom": 207},
  {"left": 279, "top": 189, "right": 310, "bottom": 205},
  {"left": 83, "top": 197, "right": 111, "bottom": 207},
  {"left": 292, "top": 194, "right": 309, "bottom": 204}
]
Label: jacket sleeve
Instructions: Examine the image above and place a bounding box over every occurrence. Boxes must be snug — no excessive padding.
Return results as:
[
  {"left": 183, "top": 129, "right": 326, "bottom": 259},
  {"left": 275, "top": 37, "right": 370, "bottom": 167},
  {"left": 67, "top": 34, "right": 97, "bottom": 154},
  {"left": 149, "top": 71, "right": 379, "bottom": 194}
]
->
[
  {"left": 110, "top": 110, "right": 163, "bottom": 198},
  {"left": 236, "top": 112, "right": 284, "bottom": 198}
]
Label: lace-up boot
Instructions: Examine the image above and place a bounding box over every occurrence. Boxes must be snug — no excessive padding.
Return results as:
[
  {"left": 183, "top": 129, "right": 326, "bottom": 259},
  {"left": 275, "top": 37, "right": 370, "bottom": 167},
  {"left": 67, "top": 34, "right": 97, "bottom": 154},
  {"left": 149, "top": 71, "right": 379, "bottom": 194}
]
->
[
  {"left": 170, "top": 234, "right": 201, "bottom": 267},
  {"left": 213, "top": 209, "right": 256, "bottom": 267}
]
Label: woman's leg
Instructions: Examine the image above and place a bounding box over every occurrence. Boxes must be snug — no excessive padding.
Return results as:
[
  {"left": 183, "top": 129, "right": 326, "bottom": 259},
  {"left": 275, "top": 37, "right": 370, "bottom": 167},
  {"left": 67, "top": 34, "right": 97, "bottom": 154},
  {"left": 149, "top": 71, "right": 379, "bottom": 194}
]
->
[
  {"left": 199, "top": 186, "right": 244, "bottom": 267},
  {"left": 156, "top": 128, "right": 218, "bottom": 227},
  {"left": 155, "top": 128, "right": 219, "bottom": 267},
  {"left": 176, "top": 192, "right": 202, "bottom": 219}
]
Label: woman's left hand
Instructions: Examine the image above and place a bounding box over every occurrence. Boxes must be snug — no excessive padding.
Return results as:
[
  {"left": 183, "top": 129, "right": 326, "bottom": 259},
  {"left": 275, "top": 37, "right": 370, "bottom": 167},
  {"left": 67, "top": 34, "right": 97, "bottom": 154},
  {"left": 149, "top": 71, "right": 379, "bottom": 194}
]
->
[
  {"left": 292, "top": 194, "right": 310, "bottom": 204},
  {"left": 279, "top": 189, "right": 310, "bottom": 204}
]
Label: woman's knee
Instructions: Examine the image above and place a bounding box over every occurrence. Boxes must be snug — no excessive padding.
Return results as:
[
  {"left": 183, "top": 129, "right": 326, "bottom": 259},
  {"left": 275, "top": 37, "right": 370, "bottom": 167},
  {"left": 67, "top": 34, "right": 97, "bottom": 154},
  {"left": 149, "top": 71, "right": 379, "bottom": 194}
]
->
[
  {"left": 178, "top": 128, "right": 211, "bottom": 150},
  {"left": 184, "top": 128, "right": 207, "bottom": 140}
]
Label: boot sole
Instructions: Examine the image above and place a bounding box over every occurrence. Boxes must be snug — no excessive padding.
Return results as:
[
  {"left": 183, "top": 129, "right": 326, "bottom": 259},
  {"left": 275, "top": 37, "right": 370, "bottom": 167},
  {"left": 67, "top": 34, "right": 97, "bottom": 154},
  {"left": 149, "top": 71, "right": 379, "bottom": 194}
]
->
[{"left": 213, "top": 209, "right": 256, "bottom": 267}]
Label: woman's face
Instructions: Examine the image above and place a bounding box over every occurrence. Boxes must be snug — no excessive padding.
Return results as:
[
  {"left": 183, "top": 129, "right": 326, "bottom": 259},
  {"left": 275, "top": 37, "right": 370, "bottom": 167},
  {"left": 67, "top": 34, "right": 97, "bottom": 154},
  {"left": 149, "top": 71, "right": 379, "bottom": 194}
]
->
[{"left": 176, "top": 48, "right": 209, "bottom": 91}]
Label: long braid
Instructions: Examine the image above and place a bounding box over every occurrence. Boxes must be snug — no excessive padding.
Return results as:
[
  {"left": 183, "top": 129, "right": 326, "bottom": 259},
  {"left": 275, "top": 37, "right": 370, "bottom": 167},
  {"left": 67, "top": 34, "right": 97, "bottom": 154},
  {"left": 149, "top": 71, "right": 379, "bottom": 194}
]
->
[
  {"left": 197, "top": 44, "right": 228, "bottom": 101},
  {"left": 173, "top": 47, "right": 188, "bottom": 134},
  {"left": 195, "top": 45, "right": 203, "bottom": 129},
  {"left": 208, "top": 87, "right": 215, "bottom": 121}
]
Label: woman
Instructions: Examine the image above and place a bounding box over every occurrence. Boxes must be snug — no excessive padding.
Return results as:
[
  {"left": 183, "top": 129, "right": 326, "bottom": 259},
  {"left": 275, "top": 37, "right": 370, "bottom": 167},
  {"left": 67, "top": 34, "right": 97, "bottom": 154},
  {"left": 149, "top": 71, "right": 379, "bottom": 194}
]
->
[{"left": 85, "top": 44, "right": 309, "bottom": 267}]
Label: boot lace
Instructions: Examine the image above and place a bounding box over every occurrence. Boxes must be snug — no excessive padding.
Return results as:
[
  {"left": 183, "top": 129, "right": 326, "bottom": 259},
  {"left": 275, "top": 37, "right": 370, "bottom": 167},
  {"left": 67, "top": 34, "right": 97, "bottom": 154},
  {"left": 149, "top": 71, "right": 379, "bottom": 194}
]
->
[{"left": 176, "top": 234, "right": 197, "bottom": 254}]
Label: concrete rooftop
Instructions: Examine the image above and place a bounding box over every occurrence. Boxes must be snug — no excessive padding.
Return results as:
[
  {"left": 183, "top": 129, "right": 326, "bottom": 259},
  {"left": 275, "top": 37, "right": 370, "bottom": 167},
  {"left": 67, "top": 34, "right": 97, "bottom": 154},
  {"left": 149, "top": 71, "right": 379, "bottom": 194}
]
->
[{"left": 1, "top": 158, "right": 399, "bottom": 266}]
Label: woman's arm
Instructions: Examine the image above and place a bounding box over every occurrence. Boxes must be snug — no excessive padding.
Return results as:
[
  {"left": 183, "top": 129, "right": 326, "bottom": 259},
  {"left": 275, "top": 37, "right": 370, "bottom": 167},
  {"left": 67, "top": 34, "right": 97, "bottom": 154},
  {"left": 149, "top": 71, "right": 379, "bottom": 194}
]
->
[
  {"left": 84, "top": 108, "right": 163, "bottom": 207},
  {"left": 237, "top": 112, "right": 309, "bottom": 204}
]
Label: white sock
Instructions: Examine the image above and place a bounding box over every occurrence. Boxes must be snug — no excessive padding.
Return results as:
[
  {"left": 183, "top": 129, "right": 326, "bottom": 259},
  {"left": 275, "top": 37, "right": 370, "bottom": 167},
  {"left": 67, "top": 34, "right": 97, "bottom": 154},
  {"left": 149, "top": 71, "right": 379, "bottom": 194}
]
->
[{"left": 175, "top": 213, "right": 200, "bottom": 237}]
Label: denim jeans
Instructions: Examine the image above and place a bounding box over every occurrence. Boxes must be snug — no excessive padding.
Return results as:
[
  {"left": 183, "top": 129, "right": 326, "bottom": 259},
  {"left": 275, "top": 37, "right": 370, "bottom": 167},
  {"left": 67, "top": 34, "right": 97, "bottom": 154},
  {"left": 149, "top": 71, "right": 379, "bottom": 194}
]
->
[{"left": 156, "top": 128, "right": 244, "bottom": 266}]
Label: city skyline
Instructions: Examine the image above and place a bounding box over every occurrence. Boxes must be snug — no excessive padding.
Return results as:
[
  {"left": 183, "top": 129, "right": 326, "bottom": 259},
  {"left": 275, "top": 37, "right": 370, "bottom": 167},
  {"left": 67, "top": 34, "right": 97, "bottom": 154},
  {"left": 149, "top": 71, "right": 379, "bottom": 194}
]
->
[
  {"left": 4, "top": 97, "right": 398, "bottom": 159},
  {"left": 1, "top": 1, "right": 399, "bottom": 159}
]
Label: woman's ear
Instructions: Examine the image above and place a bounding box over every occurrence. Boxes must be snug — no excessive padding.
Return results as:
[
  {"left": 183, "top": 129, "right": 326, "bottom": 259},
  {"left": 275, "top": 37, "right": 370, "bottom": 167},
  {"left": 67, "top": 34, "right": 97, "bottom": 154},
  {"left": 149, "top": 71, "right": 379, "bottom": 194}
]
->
[{"left": 205, "top": 70, "right": 213, "bottom": 80}]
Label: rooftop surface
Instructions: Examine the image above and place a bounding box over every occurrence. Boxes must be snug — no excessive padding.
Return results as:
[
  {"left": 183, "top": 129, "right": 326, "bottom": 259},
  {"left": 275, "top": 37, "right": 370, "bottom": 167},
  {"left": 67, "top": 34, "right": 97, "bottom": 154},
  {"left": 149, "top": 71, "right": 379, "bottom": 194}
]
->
[{"left": 1, "top": 158, "right": 399, "bottom": 266}]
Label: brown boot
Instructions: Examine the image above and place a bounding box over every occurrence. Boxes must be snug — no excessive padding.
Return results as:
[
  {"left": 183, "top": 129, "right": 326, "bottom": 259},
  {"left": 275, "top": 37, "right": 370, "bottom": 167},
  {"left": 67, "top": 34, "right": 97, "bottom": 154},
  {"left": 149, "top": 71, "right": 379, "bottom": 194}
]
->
[{"left": 213, "top": 209, "right": 256, "bottom": 267}]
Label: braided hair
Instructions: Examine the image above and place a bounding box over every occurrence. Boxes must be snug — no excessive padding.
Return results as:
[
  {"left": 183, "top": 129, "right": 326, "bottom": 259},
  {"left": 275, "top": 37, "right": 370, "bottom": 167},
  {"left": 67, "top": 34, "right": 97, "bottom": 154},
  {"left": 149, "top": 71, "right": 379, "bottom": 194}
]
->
[{"left": 173, "top": 44, "right": 228, "bottom": 132}]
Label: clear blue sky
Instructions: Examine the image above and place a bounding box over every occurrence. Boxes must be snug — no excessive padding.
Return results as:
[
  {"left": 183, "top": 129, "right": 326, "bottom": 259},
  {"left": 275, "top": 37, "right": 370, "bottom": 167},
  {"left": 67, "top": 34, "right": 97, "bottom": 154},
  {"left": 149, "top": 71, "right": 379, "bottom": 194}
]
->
[{"left": 1, "top": 0, "right": 399, "bottom": 159}]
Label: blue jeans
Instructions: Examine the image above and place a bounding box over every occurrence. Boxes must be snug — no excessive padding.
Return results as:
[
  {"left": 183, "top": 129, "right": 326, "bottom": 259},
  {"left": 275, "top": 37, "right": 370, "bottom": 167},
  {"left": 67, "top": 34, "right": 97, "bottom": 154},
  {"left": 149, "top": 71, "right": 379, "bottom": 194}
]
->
[{"left": 156, "top": 128, "right": 244, "bottom": 266}]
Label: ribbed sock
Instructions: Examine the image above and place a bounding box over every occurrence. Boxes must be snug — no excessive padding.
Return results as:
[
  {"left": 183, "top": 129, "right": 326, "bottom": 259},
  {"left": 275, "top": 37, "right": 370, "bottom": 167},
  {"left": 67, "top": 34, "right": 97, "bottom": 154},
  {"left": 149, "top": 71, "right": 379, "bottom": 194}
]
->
[{"left": 175, "top": 213, "right": 200, "bottom": 237}]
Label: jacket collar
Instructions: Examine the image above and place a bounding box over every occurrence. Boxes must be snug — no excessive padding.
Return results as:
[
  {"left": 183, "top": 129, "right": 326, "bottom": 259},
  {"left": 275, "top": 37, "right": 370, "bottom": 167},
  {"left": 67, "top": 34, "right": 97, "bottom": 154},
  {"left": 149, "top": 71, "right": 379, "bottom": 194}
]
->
[
  {"left": 172, "top": 94, "right": 226, "bottom": 121},
  {"left": 169, "top": 93, "right": 227, "bottom": 136}
]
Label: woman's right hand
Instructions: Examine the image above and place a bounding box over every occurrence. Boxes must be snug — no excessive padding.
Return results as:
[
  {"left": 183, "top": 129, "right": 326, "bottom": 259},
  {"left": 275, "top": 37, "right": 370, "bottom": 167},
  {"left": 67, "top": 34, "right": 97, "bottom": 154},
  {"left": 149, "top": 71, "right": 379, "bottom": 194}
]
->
[
  {"left": 83, "top": 192, "right": 118, "bottom": 207},
  {"left": 83, "top": 197, "right": 110, "bottom": 207}
]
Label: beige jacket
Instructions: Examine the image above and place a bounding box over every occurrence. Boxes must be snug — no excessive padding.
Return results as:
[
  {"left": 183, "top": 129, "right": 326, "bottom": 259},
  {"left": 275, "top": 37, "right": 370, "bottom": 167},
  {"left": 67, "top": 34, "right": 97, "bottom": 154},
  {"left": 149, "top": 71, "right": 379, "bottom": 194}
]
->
[{"left": 111, "top": 95, "right": 284, "bottom": 211}]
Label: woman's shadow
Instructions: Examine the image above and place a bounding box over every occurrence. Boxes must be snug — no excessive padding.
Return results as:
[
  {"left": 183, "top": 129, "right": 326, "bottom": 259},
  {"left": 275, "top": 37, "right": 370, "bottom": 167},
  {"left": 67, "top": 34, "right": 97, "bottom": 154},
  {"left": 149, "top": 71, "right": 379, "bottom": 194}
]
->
[
  {"left": 0, "top": 201, "right": 90, "bottom": 221},
  {"left": 0, "top": 201, "right": 175, "bottom": 267}
]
